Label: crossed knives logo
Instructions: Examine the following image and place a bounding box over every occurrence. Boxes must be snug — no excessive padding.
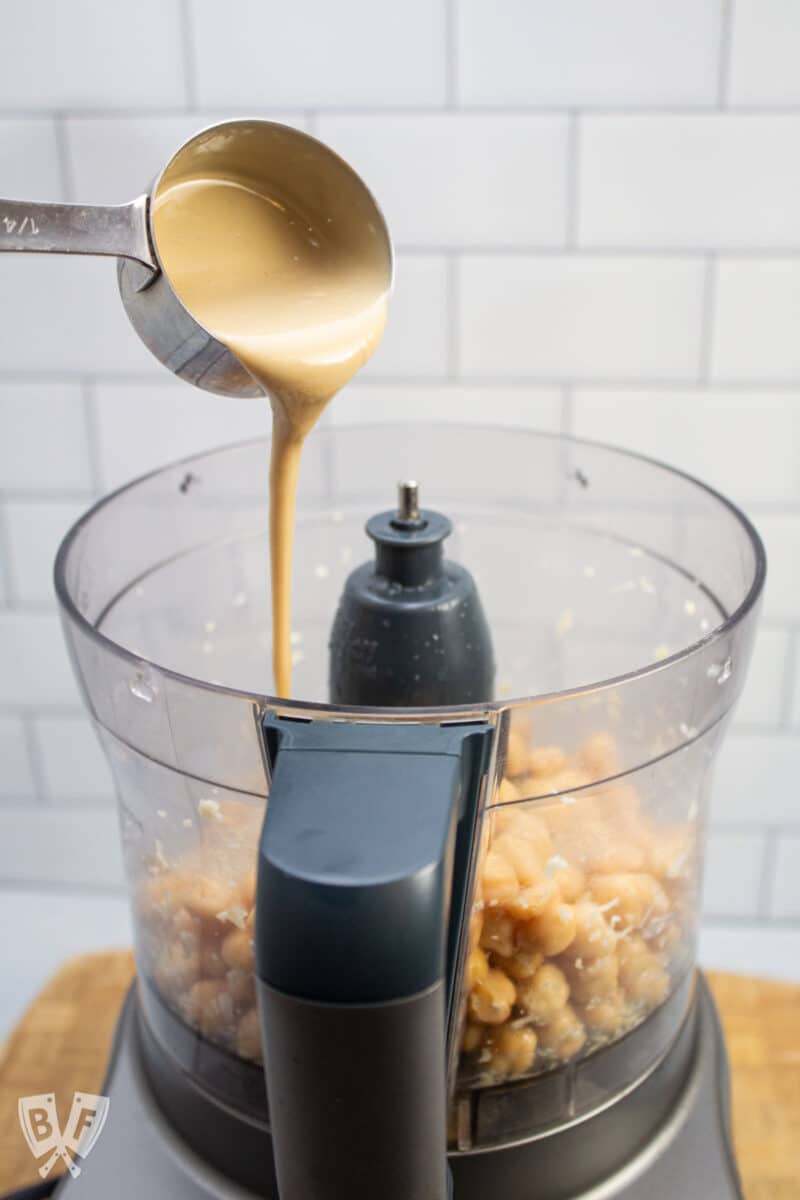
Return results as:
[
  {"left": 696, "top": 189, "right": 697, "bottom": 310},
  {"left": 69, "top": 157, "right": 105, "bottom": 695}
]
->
[{"left": 18, "top": 1092, "right": 110, "bottom": 1179}]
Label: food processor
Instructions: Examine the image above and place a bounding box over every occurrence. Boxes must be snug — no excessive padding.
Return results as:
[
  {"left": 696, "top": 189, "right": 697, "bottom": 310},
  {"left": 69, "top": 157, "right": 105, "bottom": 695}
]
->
[{"left": 50, "top": 423, "right": 763, "bottom": 1199}]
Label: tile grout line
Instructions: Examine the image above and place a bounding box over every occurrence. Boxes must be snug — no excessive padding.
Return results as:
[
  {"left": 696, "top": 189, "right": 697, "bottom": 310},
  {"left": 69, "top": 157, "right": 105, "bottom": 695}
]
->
[
  {"left": 0, "top": 489, "right": 97, "bottom": 504},
  {"left": 717, "top": 0, "right": 735, "bottom": 108},
  {"left": 565, "top": 112, "right": 580, "bottom": 247},
  {"left": 53, "top": 114, "right": 76, "bottom": 203},
  {"left": 756, "top": 828, "right": 781, "bottom": 919},
  {"left": 700, "top": 913, "right": 800, "bottom": 929},
  {"left": 178, "top": 0, "right": 198, "bottom": 110},
  {"left": 20, "top": 715, "right": 49, "bottom": 806},
  {"left": 81, "top": 378, "right": 104, "bottom": 494},
  {"left": 0, "top": 878, "right": 128, "bottom": 898},
  {"left": 698, "top": 254, "right": 718, "bottom": 381},
  {"left": 0, "top": 704, "right": 87, "bottom": 719},
  {"left": 10, "top": 371, "right": 800, "bottom": 394},
  {"left": 711, "top": 820, "right": 800, "bottom": 835},
  {"left": 13, "top": 104, "right": 800, "bottom": 118}
]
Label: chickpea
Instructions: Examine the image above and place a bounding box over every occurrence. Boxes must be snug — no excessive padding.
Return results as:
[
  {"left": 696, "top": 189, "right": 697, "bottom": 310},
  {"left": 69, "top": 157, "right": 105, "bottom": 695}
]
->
[
  {"left": 589, "top": 873, "right": 670, "bottom": 931},
  {"left": 469, "top": 969, "right": 516, "bottom": 1025},
  {"left": 578, "top": 989, "right": 627, "bottom": 1035},
  {"left": 563, "top": 953, "right": 619, "bottom": 1004},
  {"left": 226, "top": 967, "right": 256, "bottom": 1009},
  {"left": 493, "top": 835, "right": 544, "bottom": 888},
  {"left": 497, "top": 777, "right": 521, "bottom": 805},
  {"left": 468, "top": 908, "right": 483, "bottom": 951},
  {"left": 528, "top": 746, "right": 568, "bottom": 777},
  {"left": 519, "top": 898, "right": 577, "bottom": 957},
  {"left": 647, "top": 919, "right": 682, "bottom": 957},
  {"left": 616, "top": 932, "right": 649, "bottom": 971},
  {"left": 482, "top": 851, "right": 519, "bottom": 906},
  {"left": 201, "top": 944, "right": 228, "bottom": 979},
  {"left": 180, "top": 874, "right": 236, "bottom": 923},
  {"left": 553, "top": 863, "right": 585, "bottom": 903},
  {"left": 505, "top": 730, "right": 530, "bottom": 779},
  {"left": 593, "top": 782, "right": 641, "bottom": 824},
  {"left": 537, "top": 1005, "right": 586, "bottom": 1060},
  {"left": 648, "top": 826, "right": 693, "bottom": 882},
  {"left": 154, "top": 943, "right": 200, "bottom": 997},
  {"left": 548, "top": 814, "right": 605, "bottom": 866},
  {"left": 506, "top": 881, "right": 555, "bottom": 920},
  {"left": 618, "top": 945, "right": 669, "bottom": 1008},
  {"left": 139, "top": 874, "right": 181, "bottom": 927},
  {"left": 480, "top": 911, "right": 516, "bottom": 958},
  {"left": 550, "top": 767, "right": 592, "bottom": 794},
  {"left": 569, "top": 900, "right": 617, "bottom": 960},
  {"left": 221, "top": 928, "right": 255, "bottom": 973},
  {"left": 578, "top": 734, "right": 620, "bottom": 780},
  {"left": 237, "top": 1007, "right": 263, "bottom": 1061},
  {"left": 466, "top": 948, "right": 490, "bottom": 989},
  {"left": 587, "top": 832, "right": 647, "bottom": 875},
  {"left": 185, "top": 979, "right": 236, "bottom": 1038},
  {"left": 509, "top": 810, "right": 554, "bottom": 863},
  {"left": 462, "top": 1022, "right": 485, "bottom": 1054},
  {"left": 541, "top": 803, "right": 580, "bottom": 837},
  {"left": 518, "top": 964, "right": 570, "bottom": 1025},
  {"left": 492, "top": 948, "right": 543, "bottom": 982},
  {"left": 488, "top": 1025, "right": 538, "bottom": 1077},
  {"left": 172, "top": 907, "right": 202, "bottom": 957},
  {"left": 490, "top": 806, "right": 518, "bottom": 838},
  {"left": 239, "top": 865, "right": 257, "bottom": 910}
]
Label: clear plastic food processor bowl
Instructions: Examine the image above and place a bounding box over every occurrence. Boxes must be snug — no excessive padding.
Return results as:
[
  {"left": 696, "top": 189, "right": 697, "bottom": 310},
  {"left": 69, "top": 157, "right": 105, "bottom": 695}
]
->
[{"left": 54, "top": 424, "right": 764, "bottom": 1150}]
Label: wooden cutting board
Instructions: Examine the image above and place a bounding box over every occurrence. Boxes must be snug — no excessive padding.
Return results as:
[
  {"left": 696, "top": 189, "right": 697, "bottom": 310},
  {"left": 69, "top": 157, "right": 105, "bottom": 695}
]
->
[{"left": 0, "top": 953, "right": 797, "bottom": 1197}]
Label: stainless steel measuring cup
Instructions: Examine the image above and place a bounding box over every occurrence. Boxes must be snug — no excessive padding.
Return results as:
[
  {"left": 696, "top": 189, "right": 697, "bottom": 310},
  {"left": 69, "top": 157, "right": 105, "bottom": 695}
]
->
[{"left": 0, "top": 119, "right": 394, "bottom": 398}]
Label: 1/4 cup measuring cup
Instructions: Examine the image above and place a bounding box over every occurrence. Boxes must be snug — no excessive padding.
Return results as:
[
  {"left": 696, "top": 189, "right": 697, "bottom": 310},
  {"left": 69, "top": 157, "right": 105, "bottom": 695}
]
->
[{"left": 0, "top": 118, "right": 393, "bottom": 397}]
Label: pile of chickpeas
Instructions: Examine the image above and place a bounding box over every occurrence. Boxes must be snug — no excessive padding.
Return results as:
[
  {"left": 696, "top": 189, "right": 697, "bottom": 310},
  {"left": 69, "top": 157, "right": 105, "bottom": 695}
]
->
[
  {"left": 137, "top": 730, "right": 693, "bottom": 1084},
  {"left": 459, "top": 730, "right": 693, "bottom": 1084},
  {"left": 137, "top": 799, "right": 265, "bottom": 1063}
]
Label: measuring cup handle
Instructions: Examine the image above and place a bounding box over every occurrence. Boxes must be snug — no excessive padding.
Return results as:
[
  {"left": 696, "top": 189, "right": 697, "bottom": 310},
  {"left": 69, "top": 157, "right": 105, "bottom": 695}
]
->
[{"left": 0, "top": 195, "right": 157, "bottom": 272}]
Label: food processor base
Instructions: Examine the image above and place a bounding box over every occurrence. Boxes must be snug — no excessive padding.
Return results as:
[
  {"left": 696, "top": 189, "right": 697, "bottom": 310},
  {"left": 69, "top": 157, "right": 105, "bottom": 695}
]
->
[{"left": 53, "top": 974, "right": 742, "bottom": 1200}]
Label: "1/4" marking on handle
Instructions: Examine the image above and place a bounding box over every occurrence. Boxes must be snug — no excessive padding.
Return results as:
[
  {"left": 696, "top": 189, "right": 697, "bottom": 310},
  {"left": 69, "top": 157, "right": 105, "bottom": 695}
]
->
[{"left": 2, "top": 215, "right": 40, "bottom": 235}]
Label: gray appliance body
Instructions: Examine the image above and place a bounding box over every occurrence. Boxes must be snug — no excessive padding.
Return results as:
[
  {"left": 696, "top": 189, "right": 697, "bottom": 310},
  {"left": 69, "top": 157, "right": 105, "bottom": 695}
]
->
[{"left": 54, "top": 972, "right": 741, "bottom": 1200}]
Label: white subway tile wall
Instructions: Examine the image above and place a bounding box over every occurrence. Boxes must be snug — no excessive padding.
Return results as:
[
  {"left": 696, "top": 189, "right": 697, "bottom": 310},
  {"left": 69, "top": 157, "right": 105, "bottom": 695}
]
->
[
  {"left": 0, "top": 0, "right": 187, "bottom": 110},
  {"left": 711, "top": 259, "right": 800, "bottom": 381},
  {"left": 189, "top": 0, "right": 447, "bottom": 107},
  {"left": 578, "top": 116, "right": 800, "bottom": 248},
  {"left": 0, "top": 0, "right": 799, "bottom": 989},
  {"left": 771, "top": 836, "right": 800, "bottom": 918},
  {"left": 703, "top": 831, "right": 768, "bottom": 919},
  {"left": 456, "top": 0, "right": 723, "bottom": 107},
  {"left": 31, "top": 715, "right": 114, "bottom": 804},
  {"left": 728, "top": 0, "right": 800, "bottom": 106},
  {"left": 5, "top": 500, "right": 87, "bottom": 606},
  {"left": 316, "top": 115, "right": 568, "bottom": 247},
  {"left": 0, "top": 718, "right": 36, "bottom": 802},
  {"left": 0, "top": 120, "right": 64, "bottom": 200},
  {"left": 458, "top": 256, "right": 705, "bottom": 379}
]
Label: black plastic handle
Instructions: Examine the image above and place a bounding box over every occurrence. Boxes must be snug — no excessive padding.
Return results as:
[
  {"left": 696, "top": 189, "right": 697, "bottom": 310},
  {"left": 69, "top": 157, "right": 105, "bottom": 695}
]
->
[{"left": 255, "top": 714, "right": 490, "bottom": 1200}]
